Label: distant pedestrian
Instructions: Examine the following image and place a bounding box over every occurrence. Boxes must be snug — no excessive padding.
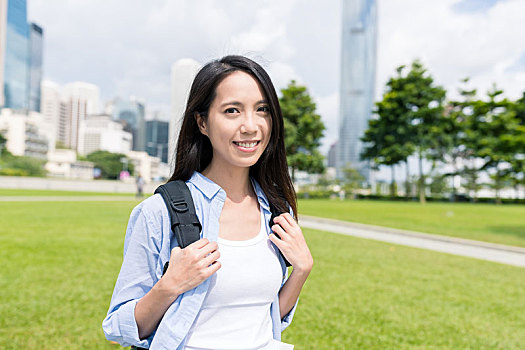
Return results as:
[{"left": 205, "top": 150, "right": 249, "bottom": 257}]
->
[{"left": 136, "top": 174, "right": 145, "bottom": 198}]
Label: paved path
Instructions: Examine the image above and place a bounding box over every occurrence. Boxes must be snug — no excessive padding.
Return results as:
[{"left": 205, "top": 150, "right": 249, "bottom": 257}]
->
[
  {"left": 299, "top": 215, "right": 525, "bottom": 268},
  {"left": 0, "top": 196, "right": 138, "bottom": 202}
]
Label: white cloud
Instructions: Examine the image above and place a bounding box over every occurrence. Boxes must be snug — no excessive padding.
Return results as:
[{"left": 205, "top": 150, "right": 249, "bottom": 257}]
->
[{"left": 27, "top": 0, "right": 525, "bottom": 155}]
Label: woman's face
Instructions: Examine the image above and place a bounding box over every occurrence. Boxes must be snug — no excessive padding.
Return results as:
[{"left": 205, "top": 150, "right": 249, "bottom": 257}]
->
[{"left": 197, "top": 70, "right": 272, "bottom": 171}]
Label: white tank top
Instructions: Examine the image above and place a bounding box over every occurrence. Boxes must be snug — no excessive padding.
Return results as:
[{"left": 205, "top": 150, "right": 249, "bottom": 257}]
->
[{"left": 184, "top": 210, "right": 283, "bottom": 350}]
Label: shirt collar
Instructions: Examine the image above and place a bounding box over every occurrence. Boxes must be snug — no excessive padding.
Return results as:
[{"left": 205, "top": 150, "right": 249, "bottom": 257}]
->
[
  {"left": 188, "top": 171, "right": 270, "bottom": 212},
  {"left": 188, "top": 171, "right": 222, "bottom": 199}
]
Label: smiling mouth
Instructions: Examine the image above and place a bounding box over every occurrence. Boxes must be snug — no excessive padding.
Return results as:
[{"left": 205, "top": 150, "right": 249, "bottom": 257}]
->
[{"left": 233, "top": 141, "right": 260, "bottom": 148}]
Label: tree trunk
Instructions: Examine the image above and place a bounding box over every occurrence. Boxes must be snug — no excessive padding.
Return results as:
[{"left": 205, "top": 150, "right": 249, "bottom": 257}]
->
[
  {"left": 418, "top": 151, "right": 426, "bottom": 204},
  {"left": 405, "top": 160, "right": 410, "bottom": 199},
  {"left": 451, "top": 157, "right": 458, "bottom": 202},
  {"left": 390, "top": 165, "right": 397, "bottom": 197}
]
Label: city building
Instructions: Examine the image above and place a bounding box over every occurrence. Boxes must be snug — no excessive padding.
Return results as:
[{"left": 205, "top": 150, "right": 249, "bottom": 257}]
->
[
  {"left": 146, "top": 118, "right": 169, "bottom": 164},
  {"left": 77, "top": 114, "right": 132, "bottom": 156},
  {"left": 107, "top": 96, "right": 146, "bottom": 152},
  {"left": 337, "top": 0, "right": 377, "bottom": 181},
  {"left": 0, "top": 0, "right": 43, "bottom": 111},
  {"left": 45, "top": 148, "right": 94, "bottom": 180},
  {"left": 28, "top": 22, "right": 43, "bottom": 112},
  {"left": 327, "top": 141, "right": 337, "bottom": 167},
  {"left": 62, "top": 81, "right": 100, "bottom": 150},
  {"left": 1, "top": 0, "right": 29, "bottom": 110},
  {"left": 0, "top": 108, "right": 51, "bottom": 159},
  {"left": 169, "top": 58, "right": 200, "bottom": 170},
  {"left": 0, "top": 0, "right": 7, "bottom": 108},
  {"left": 126, "top": 150, "right": 162, "bottom": 183},
  {"left": 40, "top": 80, "right": 65, "bottom": 150}
]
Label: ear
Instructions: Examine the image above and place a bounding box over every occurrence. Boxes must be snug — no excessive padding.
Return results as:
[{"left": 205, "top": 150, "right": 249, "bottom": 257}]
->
[{"left": 195, "top": 113, "right": 208, "bottom": 136}]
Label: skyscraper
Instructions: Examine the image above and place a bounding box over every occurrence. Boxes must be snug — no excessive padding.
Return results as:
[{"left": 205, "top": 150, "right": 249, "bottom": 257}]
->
[
  {"left": 169, "top": 58, "right": 201, "bottom": 170},
  {"left": 108, "top": 96, "right": 146, "bottom": 152},
  {"left": 28, "top": 22, "right": 43, "bottom": 112},
  {"left": 337, "top": 0, "right": 377, "bottom": 181},
  {"left": 0, "top": 0, "right": 43, "bottom": 112},
  {"left": 62, "top": 81, "right": 100, "bottom": 150},
  {"left": 0, "top": 0, "right": 7, "bottom": 107},
  {"left": 146, "top": 119, "right": 169, "bottom": 164},
  {"left": 1, "top": 0, "right": 29, "bottom": 110}
]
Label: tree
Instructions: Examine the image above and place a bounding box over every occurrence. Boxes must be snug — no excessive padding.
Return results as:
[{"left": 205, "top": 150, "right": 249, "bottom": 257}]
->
[
  {"left": 0, "top": 133, "right": 6, "bottom": 157},
  {"left": 466, "top": 85, "right": 520, "bottom": 204},
  {"left": 342, "top": 164, "right": 365, "bottom": 199},
  {"left": 279, "top": 81, "right": 325, "bottom": 182},
  {"left": 507, "top": 92, "right": 525, "bottom": 198},
  {"left": 361, "top": 66, "right": 415, "bottom": 197},
  {"left": 86, "top": 150, "right": 134, "bottom": 180},
  {"left": 441, "top": 78, "right": 477, "bottom": 200}
]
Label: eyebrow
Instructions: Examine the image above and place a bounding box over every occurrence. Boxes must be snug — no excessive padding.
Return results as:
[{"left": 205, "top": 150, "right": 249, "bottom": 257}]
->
[{"left": 220, "top": 100, "right": 268, "bottom": 108}]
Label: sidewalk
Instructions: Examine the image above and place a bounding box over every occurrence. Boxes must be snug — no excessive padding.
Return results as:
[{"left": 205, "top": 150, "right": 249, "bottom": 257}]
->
[
  {"left": 0, "top": 196, "right": 139, "bottom": 201},
  {"left": 299, "top": 215, "right": 525, "bottom": 268}
]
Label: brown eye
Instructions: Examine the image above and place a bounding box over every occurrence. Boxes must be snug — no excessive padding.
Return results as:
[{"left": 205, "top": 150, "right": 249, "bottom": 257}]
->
[
  {"left": 225, "top": 107, "right": 239, "bottom": 114},
  {"left": 258, "top": 106, "right": 270, "bottom": 113}
]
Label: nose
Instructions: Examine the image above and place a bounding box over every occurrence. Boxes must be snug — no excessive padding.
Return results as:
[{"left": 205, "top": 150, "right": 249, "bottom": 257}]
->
[{"left": 240, "top": 112, "right": 257, "bottom": 134}]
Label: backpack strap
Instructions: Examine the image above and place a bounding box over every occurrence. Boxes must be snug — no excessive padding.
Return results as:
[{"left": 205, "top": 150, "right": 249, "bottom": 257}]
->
[
  {"left": 155, "top": 180, "right": 202, "bottom": 276},
  {"left": 268, "top": 201, "right": 292, "bottom": 267}
]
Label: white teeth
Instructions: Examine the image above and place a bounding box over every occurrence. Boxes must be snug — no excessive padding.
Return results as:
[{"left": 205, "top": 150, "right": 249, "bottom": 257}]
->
[{"left": 236, "top": 141, "right": 257, "bottom": 148}]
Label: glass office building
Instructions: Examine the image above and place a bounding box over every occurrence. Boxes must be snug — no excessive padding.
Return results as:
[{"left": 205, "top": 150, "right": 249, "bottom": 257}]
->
[
  {"left": 337, "top": 0, "right": 377, "bottom": 181},
  {"left": 28, "top": 22, "right": 43, "bottom": 112},
  {"left": 112, "top": 98, "right": 146, "bottom": 152},
  {"left": 146, "top": 119, "right": 169, "bottom": 163},
  {"left": 3, "top": 0, "right": 29, "bottom": 110}
]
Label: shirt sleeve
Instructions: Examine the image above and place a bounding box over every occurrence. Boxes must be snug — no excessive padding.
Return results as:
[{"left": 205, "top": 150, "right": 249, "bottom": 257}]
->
[
  {"left": 280, "top": 203, "right": 300, "bottom": 331},
  {"left": 102, "top": 204, "right": 162, "bottom": 348}
]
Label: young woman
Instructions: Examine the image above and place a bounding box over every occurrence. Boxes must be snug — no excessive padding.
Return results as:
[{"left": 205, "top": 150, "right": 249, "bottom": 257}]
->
[{"left": 103, "top": 55, "right": 313, "bottom": 350}]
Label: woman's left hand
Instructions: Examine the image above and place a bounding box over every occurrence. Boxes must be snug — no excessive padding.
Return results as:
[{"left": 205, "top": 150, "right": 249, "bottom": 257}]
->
[{"left": 269, "top": 213, "right": 313, "bottom": 275}]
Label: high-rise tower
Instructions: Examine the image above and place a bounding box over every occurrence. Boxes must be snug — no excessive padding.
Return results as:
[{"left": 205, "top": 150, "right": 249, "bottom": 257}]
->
[
  {"left": 1, "top": 0, "right": 29, "bottom": 110},
  {"left": 169, "top": 58, "right": 201, "bottom": 170},
  {"left": 337, "top": 0, "right": 377, "bottom": 181}
]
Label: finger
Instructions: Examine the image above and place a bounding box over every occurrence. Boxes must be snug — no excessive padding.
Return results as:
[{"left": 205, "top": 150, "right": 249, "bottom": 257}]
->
[
  {"left": 271, "top": 224, "right": 288, "bottom": 240},
  {"left": 202, "top": 249, "right": 220, "bottom": 266},
  {"left": 269, "top": 233, "right": 284, "bottom": 247},
  {"left": 188, "top": 238, "right": 209, "bottom": 249},
  {"left": 171, "top": 246, "right": 182, "bottom": 255},
  {"left": 274, "top": 215, "right": 294, "bottom": 233},
  {"left": 205, "top": 260, "right": 222, "bottom": 276},
  {"left": 197, "top": 241, "right": 219, "bottom": 259},
  {"left": 281, "top": 212, "right": 297, "bottom": 226}
]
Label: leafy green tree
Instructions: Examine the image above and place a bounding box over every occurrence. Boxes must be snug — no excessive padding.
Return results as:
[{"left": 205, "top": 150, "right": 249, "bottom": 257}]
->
[
  {"left": 441, "top": 78, "right": 478, "bottom": 200},
  {"left": 86, "top": 150, "right": 134, "bottom": 179},
  {"left": 279, "top": 81, "right": 325, "bottom": 182},
  {"left": 0, "top": 156, "right": 46, "bottom": 176},
  {"left": 342, "top": 163, "right": 365, "bottom": 198},
  {"left": 362, "top": 61, "right": 445, "bottom": 202},
  {"left": 399, "top": 61, "right": 447, "bottom": 203},
  {"left": 361, "top": 66, "right": 415, "bottom": 197},
  {"left": 0, "top": 133, "right": 6, "bottom": 157},
  {"left": 507, "top": 92, "right": 525, "bottom": 197},
  {"left": 466, "top": 85, "right": 520, "bottom": 203}
]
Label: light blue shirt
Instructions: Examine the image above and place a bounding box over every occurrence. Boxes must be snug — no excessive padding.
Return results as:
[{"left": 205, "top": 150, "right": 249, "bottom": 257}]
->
[{"left": 102, "top": 171, "right": 297, "bottom": 350}]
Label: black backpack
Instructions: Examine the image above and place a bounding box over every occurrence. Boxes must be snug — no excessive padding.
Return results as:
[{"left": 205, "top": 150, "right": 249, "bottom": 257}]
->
[{"left": 155, "top": 180, "right": 291, "bottom": 275}]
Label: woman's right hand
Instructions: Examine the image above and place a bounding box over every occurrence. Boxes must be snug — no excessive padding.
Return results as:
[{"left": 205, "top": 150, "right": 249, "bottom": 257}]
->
[{"left": 161, "top": 238, "right": 221, "bottom": 297}]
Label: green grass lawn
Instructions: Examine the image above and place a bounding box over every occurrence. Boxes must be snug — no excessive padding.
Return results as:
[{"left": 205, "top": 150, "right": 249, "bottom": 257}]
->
[
  {"left": 1, "top": 201, "right": 524, "bottom": 349},
  {"left": 298, "top": 199, "right": 525, "bottom": 248},
  {"left": 0, "top": 188, "right": 136, "bottom": 196}
]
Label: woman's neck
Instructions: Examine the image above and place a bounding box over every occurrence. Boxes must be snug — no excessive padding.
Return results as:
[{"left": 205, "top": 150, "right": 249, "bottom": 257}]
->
[{"left": 202, "top": 161, "right": 254, "bottom": 202}]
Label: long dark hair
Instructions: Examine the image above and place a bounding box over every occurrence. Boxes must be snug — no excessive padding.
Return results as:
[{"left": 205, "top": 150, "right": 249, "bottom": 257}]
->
[{"left": 169, "top": 55, "right": 297, "bottom": 219}]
